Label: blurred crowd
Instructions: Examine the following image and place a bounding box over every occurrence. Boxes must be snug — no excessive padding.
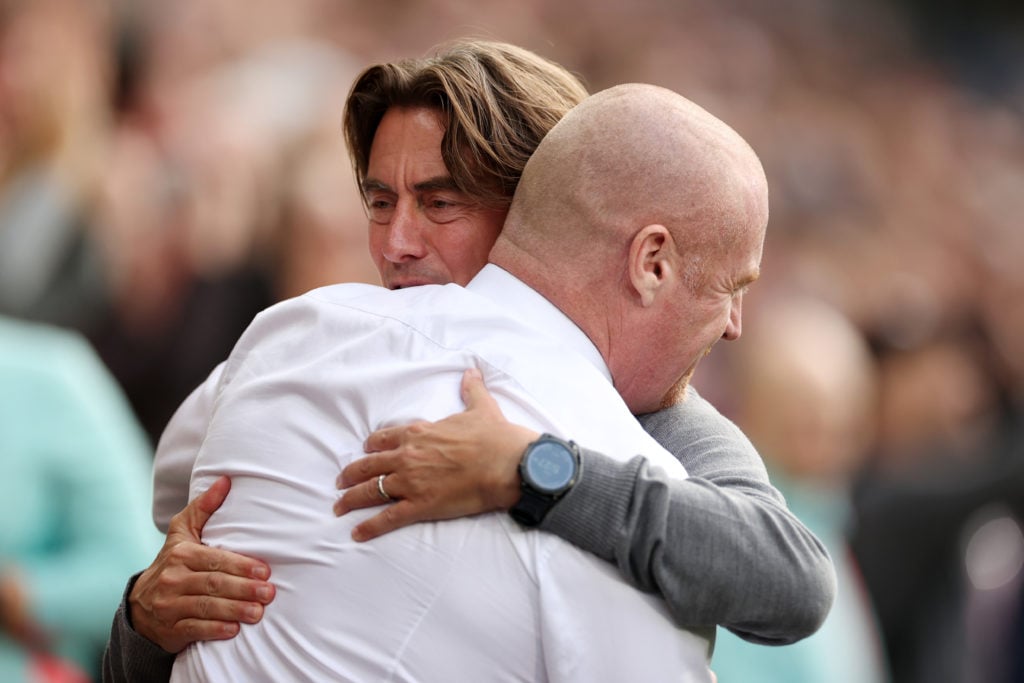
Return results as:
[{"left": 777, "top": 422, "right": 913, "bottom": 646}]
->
[{"left": 1, "top": 0, "right": 1022, "bottom": 681}]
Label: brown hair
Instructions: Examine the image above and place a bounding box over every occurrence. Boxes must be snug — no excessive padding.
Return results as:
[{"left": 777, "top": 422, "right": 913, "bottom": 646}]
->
[{"left": 343, "top": 39, "right": 587, "bottom": 210}]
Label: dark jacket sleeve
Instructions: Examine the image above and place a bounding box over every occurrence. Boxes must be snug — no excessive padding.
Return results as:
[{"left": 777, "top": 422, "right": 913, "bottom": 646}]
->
[
  {"left": 102, "top": 573, "right": 176, "bottom": 683},
  {"left": 538, "top": 387, "right": 836, "bottom": 645}
]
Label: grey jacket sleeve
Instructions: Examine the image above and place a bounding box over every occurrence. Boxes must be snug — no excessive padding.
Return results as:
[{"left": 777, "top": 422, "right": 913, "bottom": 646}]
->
[
  {"left": 102, "top": 573, "right": 176, "bottom": 683},
  {"left": 538, "top": 387, "right": 836, "bottom": 645}
]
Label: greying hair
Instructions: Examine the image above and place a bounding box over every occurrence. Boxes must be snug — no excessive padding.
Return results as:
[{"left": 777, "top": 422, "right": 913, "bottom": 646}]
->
[{"left": 343, "top": 39, "right": 588, "bottom": 209}]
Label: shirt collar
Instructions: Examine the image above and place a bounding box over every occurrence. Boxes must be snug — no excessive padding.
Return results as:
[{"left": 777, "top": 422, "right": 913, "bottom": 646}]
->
[{"left": 466, "top": 264, "right": 612, "bottom": 382}]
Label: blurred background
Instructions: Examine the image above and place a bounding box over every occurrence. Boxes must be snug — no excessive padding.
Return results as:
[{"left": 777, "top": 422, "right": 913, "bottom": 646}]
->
[{"left": 1, "top": 0, "right": 1022, "bottom": 681}]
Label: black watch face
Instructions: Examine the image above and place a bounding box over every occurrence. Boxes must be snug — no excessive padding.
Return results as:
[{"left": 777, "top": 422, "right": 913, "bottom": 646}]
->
[{"left": 524, "top": 440, "right": 575, "bottom": 492}]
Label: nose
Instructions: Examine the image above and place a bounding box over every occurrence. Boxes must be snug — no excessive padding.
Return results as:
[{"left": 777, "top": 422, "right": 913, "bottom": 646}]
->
[
  {"left": 380, "top": 203, "right": 428, "bottom": 263},
  {"left": 722, "top": 295, "right": 743, "bottom": 341}
]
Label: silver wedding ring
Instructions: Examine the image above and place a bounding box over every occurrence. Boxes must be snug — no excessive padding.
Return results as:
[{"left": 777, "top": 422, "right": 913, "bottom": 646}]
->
[{"left": 376, "top": 474, "right": 392, "bottom": 502}]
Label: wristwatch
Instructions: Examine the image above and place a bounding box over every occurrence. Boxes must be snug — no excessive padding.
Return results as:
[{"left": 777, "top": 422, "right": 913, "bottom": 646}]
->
[{"left": 509, "top": 434, "right": 581, "bottom": 527}]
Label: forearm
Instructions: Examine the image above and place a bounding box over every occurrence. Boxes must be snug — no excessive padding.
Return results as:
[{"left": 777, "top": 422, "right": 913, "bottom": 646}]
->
[
  {"left": 538, "top": 451, "right": 638, "bottom": 566},
  {"left": 350, "top": 375, "right": 836, "bottom": 643},
  {"left": 102, "top": 573, "right": 176, "bottom": 683},
  {"left": 542, "top": 450, "right": 834, "bottom": 643}
]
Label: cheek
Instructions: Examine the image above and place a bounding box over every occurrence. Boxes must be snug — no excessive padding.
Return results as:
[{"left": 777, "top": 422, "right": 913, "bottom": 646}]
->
[
  {"left": 673, "top": 307, "right": 723, "bottom": 362},
  {"left": 367, "top": 224, "right": 386, "bottom": 268},
  {"left": 437, "top": 241, "right": 489, "bottom": 284},
  {"left": 693, "top": 301, "right": 733, "bottom": 344},
  {"left": 437, "top": 222, "right": 502, "bottom": 284}
]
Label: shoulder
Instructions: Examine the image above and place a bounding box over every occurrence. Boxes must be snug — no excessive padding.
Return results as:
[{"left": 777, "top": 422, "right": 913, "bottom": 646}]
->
[
  {"left": 0, "top": 315, "right": 91, "bottom": 364},
  {"left": 0, "top": 316, "right": 112, "bottom": 397},
  {"left": 637, "top": 385, "right": 765, "bottom": 476},
  {"left": 638, "top": 386, "right": 745, "bottom": 443},
  {"left": 0, "top": 317, "right": 148, "bottom": 455},
  {"left": 267, "top": 282, "right": 487, "bottom": 332},
  {"left": 218, "top": 281, "right": 537, "bottom": 389}
]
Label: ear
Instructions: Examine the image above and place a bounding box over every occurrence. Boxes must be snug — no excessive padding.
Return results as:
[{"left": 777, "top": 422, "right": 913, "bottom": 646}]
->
[{"left": 628, "top": 224, "right": 675, "bottom": 308}]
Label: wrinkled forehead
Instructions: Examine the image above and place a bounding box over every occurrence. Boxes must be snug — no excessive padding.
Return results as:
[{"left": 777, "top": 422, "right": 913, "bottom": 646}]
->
[{"left": 365, "top": 107, "right": 449, "bottom": 184}]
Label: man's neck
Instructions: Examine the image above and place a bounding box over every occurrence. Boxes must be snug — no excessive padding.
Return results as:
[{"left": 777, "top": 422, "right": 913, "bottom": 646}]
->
[{"left": 468, "top": 265, "right": 611, "bottom": 383}]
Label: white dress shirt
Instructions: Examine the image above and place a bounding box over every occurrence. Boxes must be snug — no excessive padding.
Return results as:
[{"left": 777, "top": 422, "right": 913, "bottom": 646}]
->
[{"left": 167, "top": 265, "right": 709, "bottom": 682}]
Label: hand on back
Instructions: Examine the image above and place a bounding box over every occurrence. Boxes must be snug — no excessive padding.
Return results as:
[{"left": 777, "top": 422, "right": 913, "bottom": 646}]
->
[
  {"left": 334, "top": 368, "right": 538, "bottom": 541},
  {"left": 129, "top": 476, "right": 275, "bottom": 652}
]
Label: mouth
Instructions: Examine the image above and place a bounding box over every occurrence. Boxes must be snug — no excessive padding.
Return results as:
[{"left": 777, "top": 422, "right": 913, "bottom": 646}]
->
[
  {"left": 382, "top": 264, "right": 449, "bottom": 290},
  {"left": 388, "top": 279, "right": 433, "bottom": 290}
]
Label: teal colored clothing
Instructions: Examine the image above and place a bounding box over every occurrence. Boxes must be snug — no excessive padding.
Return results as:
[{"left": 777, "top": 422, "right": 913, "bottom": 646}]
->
[
  {"left": 0, "top": 317, "right": 163, "bottom": 681},
  {"left": 712, "top": 470, "right": 890, "bottom": 683}
]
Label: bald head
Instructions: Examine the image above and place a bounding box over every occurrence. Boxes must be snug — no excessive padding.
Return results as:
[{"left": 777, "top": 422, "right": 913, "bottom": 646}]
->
[
  {"left": 494, "top": 83, "right": 768, "bottom": 285},
  {"left": 490, "top": 83, "right": 769, "bottom": 414}
]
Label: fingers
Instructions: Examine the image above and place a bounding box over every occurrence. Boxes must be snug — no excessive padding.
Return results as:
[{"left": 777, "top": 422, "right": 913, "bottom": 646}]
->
[
  {"left": 149, "top": 544, "right": 275, "bottom": 608},
  {"left": 333, "top": 473, "right": 415, "bottom": 541},
  {"left": 195, "top": 476, "right": 232, "bottom": 517},
  {"left": 363, "top": 420, "right": 429, "bottom": 454},
  {"left": 350, "top": 500, "right": 418, "bottom": 542},
  {"left": 333, "top": 473, "right": 396, "bottom": 516},
  {"left": 170, "top": 583, "right": 273, "bottom": 622},
  {"left": 460, "top": 368, "right": 508, "bottom": 421},
  {"left": 154, "top": 593, "right": 267, "bottom": 632},
  {"left": 459, "top": 367, "right": 498, "bottom": 413},
  {"left": 175, "top": 476, "right": 231, "bottom": 540},
  {"left": 141, "top": 598, "right": 253, "bottom": 653},
  {"left": 130, "top": 541, "right": 275, "bottom": 652},
  {"left": 337, "top": 452, "right": 395, "bottom": 489},
  {"left": 171, "top": 618, "right": 241, "bottom": 644},
  {"left": 363, "top": 426, "right": 400, "bottom": 453},
  {"left": 172, "top": 536, "right": 271, "bottom": 582}
]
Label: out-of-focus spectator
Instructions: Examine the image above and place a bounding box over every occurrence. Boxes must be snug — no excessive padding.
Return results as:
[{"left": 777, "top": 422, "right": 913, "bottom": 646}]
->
[
  {"left": 90, "top": 35, "right": 372, "bottom": 440},
  {"left": 850, "top": 325, "right": 1024, "bottom": 683},
  {"left": 710, "top": 296, "right": 890, "bottom": 683},
  {"left": 271, "top": 90, "right": 379, "bottom": 300},
  {"left": 0, "top": 0, "right": 114, "bottom": 334},
  {"left": 0, "top": 315, "right": 162, "bottom": 681}
]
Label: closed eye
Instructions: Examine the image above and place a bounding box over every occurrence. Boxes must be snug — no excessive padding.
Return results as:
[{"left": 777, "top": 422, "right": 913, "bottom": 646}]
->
[
  {"left": 733, "top": 272, "right": 759, "bottom": 297},
  {"left": 422, "top": 194, "right": 465, "bottom": 222},
  {"left": 365, "top": 195, "right": 396, "bottom": 223}
]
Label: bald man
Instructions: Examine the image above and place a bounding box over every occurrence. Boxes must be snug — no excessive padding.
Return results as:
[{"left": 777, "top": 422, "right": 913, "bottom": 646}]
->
[{"left": 165, "top": 83, "right": 767, "bottom": 681}]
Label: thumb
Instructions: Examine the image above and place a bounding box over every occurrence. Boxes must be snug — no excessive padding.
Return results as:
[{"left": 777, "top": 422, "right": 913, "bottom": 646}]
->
[
  {"left": 182, "top": 476, "right": 231, "bottom": 539},
  {"left": 460, "top": 368, "right": 502, "bottom": 416}
]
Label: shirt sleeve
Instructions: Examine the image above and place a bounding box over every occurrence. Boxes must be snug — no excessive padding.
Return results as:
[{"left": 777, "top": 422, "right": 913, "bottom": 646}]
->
[
  {"left": 538, "top": 387, "right": 836, "bottom": 645},
  {"left": 152, "top": 362, "right": 227, "bottom": 532},
  {"left": 101, "top": 574, "right": 176, "bottom": 683}
]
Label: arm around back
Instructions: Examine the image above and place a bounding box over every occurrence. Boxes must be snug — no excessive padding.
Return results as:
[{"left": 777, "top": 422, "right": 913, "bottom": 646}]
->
[
  {"left": 102, "top": 574, "right": 176, "bottom": 683},
  {"left": 102, "top": 477, "right": 275, "bottom": 682},
  {"left": 344, "top": 371, "right": 834, "bottom": 642},
  {"left": 540, "top": 388, "right": 836, "bottom": 644}
]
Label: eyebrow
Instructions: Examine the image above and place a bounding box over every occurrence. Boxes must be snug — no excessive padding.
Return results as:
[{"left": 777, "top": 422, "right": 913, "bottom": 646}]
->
[{"left": 361, "top": 175, "right": 459, "bottom": 195}]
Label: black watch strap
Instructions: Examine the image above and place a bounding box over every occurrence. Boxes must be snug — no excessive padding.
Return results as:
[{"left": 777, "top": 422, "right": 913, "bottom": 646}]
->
[{"left": 510, "top": 488, "right": 555, "bottom": 527}]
